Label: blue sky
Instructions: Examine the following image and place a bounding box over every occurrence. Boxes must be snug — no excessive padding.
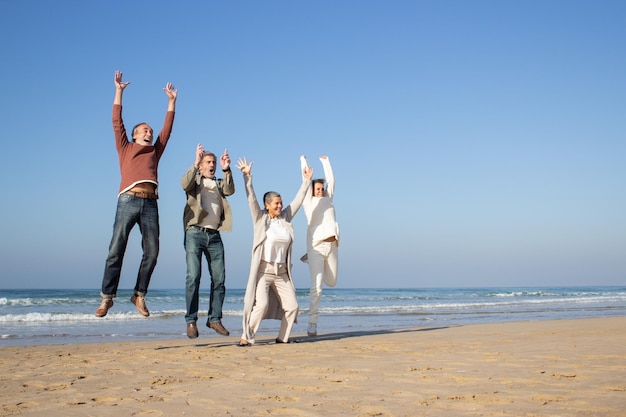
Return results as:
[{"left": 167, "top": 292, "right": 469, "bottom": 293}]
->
[{"left": 0, "top": 0, "right": 624, "bottom": 290}]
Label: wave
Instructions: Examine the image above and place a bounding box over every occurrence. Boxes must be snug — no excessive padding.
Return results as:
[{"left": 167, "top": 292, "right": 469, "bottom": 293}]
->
[{"left": 2, "top": 295, "right": 624, "bottom": 323}]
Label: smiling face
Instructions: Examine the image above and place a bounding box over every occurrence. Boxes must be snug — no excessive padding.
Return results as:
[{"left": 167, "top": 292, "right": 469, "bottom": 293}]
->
[
  {"left": 198, "top": 153, "right": 217, "bottom": 179},
  {"left": 265, "top": 195, "right": 283, "bottom": 219},
  {"left": 313, "top": 180, "right": 325, "bottom": 197},
  {"left": 132, "top": 123, "right": 154, "bottom": 146}
]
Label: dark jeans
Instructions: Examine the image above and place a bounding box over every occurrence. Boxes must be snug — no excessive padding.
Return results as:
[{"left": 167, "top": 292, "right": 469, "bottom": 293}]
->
[
  {"left": 101, "top": 194, "right": 159, "bottom": 297},
  {"left": 184, "top": 226, "right": 226, "bottom": 324}
]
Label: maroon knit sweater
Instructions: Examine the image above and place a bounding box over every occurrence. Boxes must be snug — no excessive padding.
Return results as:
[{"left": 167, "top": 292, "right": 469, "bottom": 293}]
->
[{"left": 113, "top": 104, "right": 175, "bottom": 194}]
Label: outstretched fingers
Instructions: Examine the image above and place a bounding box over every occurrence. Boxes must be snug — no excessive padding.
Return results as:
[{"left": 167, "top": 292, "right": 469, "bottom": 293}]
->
[
  {"left": 163, "top": 82, "right": 177, "bottom": 99},
  {"left": 114, "top": 70, "right": 130, "bottom": 89},
  {"left": 236, "top": 157, "right": 253, "bottom": 174}
]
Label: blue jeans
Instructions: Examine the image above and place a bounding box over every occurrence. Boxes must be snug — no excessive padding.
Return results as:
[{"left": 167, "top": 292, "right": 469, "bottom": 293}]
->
[
  {"left": 184, "top": 227, "right": 226, "bottom": 324},
  {"left": 101, "top": 194, "right": 159, "bottom": 297}
]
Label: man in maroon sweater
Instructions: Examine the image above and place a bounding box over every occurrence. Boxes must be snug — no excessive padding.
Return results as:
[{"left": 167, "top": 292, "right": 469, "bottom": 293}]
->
[{"left": 96, "top": 70, "right": 177, "bottom": 318}]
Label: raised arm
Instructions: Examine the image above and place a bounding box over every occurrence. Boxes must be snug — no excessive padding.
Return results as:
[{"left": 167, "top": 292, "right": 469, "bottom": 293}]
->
[
  {"left": 220, "top": 148, "right": 235, "bottom": 197},
  {"left": 181, "top": 144, "right": 204, "bottom": 191},
  {"left": 113, "top": 70, "right": 130, "bottom": 105},
  {"left": 163, "top": 82, "right": 177, "bottom": 112},
  {"left": 300, "top": 155, "right": 310, "bottom": 181},
  {"left": 220, "top": 148, "right": 231, "bottom": 171},
  {"left": 320, "top": 156, "right": 335, "bottom": 198},
  {"left": 154, "top": 82, "right": 177, "bottom": 152},
  {"left": 236, "top": 157, "right": 262, "bottom": 220},
  {"left": 194, "top": 144, "right": 204, "bottom": 168},
  {"left": 284, "top": 164, "right": 313, "bottom": 221}
]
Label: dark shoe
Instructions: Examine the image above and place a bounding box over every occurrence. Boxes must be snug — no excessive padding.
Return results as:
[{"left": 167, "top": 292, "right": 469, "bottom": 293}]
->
[
  {"left": 186, "top": 322, "right": 199, "bottom": 339},
  {"left": 95, "top": 298, "right": 114, "bottom": 317},
  {"left": 130, "top": 294, "right": 150, "bottom": 317},
  {"left": 207, "top": 320, "right": 230, "bottom": 336},
  {"left": 275, "top": 338, "right": 299, "bottom": 344}
]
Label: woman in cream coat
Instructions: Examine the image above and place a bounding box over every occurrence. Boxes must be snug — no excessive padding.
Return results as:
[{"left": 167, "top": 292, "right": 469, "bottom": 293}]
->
[
  {"left": 236, "top": 157, "right": 312, "bottom": 346},
  {"left": 300, "top": 155, "right": 339, "bottom": 337}
]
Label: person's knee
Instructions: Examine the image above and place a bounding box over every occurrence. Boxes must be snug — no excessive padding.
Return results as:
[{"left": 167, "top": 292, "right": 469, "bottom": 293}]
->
[
  {"left": 185, "top": 275, "right": 200, "bottom": 290},
  {"left": 284, "top": 302, "right": 299, "bottom": 314},
  {"left": 211, "top": 270, "right": 227, "bottom": 287},
  {"left": 144, "top": 252, "right": 159, "bottom": 264},
  {"left": 284, "top": 308, "right": 298, "bottom": 319},
  {"left": 324, "top": 276, "right": 337, "bottom": 287}
]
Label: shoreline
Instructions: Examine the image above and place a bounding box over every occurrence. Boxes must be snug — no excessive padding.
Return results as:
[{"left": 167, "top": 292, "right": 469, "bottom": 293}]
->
[
  {"left": 1, "top": 316, "right": 625, "bottom": 416},
  {"left": 4, "top": 286, "right": 625, "bottom": 348}
]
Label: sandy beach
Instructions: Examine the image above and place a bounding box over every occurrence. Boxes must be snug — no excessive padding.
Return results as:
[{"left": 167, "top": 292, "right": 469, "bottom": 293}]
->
[{"left": 1, "top": 316, "right": 624, "bottom": 416}]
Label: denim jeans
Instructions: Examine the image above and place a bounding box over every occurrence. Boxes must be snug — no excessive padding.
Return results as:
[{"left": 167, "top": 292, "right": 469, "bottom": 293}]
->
[
  {"left": 184, "top": 227, "right": 226, "bottom": 324},
  {"left": 101, "top": 194, "right": 159, "bottom": 297}
]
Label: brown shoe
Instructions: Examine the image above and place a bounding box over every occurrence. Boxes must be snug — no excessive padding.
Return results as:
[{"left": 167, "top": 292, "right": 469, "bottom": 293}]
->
[
  {"left": 207, "top": 320, "right": 230, "bottom": 336},
  {"left": 95, "top": 298, "right": 114, "bottom": 317},
  {"left": 130, "top": 294, "right": 150, "bottom": 317},
  {"left": 187, "top": 322, "right": 199, "bottom": 339}
]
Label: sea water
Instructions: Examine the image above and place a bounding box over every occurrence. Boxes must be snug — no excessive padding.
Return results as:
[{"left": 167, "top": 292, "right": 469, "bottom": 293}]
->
[{"left": 1, "top": 287, "right": 625, "bottom": 347}]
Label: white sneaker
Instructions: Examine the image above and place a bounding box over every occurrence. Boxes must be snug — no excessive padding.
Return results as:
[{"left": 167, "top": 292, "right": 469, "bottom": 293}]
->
[{"left": 307, "top": 323, "right": 317, "bottom": 337}]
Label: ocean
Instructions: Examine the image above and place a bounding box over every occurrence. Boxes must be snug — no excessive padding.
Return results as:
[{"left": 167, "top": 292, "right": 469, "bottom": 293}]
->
[{"left": 1, "top": 286, "right": 625, "bottom": 347}]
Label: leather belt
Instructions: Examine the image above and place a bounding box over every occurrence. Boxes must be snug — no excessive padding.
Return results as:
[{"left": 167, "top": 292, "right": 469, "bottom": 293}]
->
[
  {"left": 125, "top": 191, "right": 158, "bottom": 199},
  {"left": 192, "top": 226, "right": 219, "bottom": 234}
]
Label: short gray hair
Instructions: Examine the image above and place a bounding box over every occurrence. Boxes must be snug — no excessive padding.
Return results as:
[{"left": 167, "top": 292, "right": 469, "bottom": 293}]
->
[
  {"left": 131, "top": 122, "right": 152, "bottom": 140},
  {"left": 263, "top": 191, "right": 281, "bottom": 206}
]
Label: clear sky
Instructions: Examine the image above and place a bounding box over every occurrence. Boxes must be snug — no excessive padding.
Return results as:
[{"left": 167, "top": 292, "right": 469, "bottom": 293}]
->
[{"left": 1, "top": 0, "right": 624, "bottom": 290}]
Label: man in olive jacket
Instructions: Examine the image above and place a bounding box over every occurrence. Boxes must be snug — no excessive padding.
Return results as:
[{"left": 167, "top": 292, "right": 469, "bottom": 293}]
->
[{"left": 181, "top": 145, "right": 234, "bottom": 339}]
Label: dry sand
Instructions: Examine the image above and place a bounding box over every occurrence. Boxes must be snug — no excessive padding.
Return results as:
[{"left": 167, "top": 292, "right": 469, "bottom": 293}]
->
[{"left": 1, "top": 317, "right": 625, "bottom": 416}]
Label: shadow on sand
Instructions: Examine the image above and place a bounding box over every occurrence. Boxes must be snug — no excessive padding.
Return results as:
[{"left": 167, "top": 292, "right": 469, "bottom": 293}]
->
[{"left": 154, "top": 325, "right": 455, "bottom": 350}]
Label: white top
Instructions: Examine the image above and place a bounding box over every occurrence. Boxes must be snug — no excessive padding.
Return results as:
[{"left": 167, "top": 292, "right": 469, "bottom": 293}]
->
[
  {"left": 263, "top": 218, "right": 291, "bottom": 263},
  {"left": 198, "top": 177, "right": 223, "bottom": 229},
  {"left": 300, "top": 156, "right": 340, "bottom": 248}
]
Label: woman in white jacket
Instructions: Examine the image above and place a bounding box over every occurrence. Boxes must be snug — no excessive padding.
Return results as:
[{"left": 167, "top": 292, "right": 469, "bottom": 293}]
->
[{"left": 300, "top": 155, "right": 339, "bottom": 337}]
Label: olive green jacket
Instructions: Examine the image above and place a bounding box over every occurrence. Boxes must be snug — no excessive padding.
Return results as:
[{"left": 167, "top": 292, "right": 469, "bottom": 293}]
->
[{"left": 181, "top": 165, "right": 235, "bottom": 232}]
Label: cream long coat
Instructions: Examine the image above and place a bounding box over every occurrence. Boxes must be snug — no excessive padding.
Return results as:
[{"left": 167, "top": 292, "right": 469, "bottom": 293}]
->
[{"left": 241, "top": 173, "right": 312, "bottom": 342}]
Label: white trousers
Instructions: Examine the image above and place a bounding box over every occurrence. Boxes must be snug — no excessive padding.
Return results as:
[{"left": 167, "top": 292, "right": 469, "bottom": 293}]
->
[
  {"left": 307, "top": 240, "right": 338, "bottom": 325},
  {"left": 248, "top": 270, "right": 299, "bottom": 342}
]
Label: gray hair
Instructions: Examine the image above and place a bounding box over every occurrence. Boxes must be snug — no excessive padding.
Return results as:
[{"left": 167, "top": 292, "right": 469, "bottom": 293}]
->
[
  {"left": 263, "top": 191, "right": 281, "bottom": 206},
  {"left": 201, "top": 151, "right": 217, "bottom": 161},
  {"left": 131, "top": 122, "right": 152, "bottom": 140}
]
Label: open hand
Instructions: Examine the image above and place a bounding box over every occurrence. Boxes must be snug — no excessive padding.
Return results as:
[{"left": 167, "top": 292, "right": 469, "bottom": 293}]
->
[
  {"left": 114, "top": 70, "right": 130, "bottom": 90},
  {"left": 163, "top": 82, "right": 177, "bottom": 100},
  {"left": 236, "top": 157, "right": 253, "bottom": 175}
]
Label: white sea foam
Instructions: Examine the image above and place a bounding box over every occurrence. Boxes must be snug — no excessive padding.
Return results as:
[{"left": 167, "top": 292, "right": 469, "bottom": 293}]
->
[{"left": 1, "top": 287, "right": 624, "bottom": 347}]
